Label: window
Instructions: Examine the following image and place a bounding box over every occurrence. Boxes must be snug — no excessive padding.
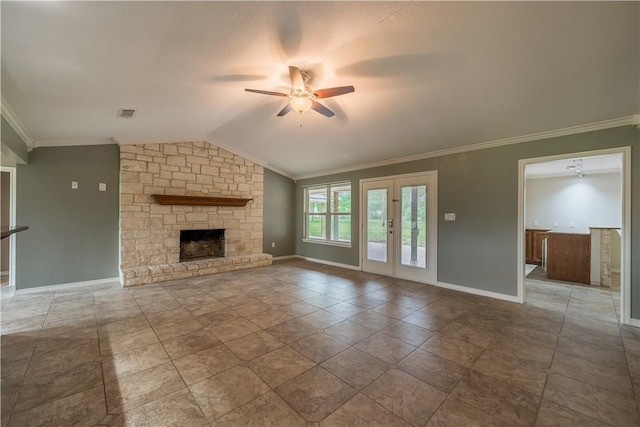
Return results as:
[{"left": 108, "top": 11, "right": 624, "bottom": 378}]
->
[{"left": 304, "top": 182, "right": 352, "bottom": 246}]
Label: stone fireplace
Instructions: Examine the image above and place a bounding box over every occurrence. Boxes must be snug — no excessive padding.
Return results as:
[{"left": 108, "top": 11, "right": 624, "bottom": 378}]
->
[
  {"left": 180, "top": 229, "right": 225, "bottom": 262},
  {"left": 119, "top": 141, "right": 272, "bottom": 286}
]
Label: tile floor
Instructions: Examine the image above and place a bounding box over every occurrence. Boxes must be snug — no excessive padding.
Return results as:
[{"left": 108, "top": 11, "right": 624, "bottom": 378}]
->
[{"left": 1, "top": 259, "right": 639, "bottom": 426}]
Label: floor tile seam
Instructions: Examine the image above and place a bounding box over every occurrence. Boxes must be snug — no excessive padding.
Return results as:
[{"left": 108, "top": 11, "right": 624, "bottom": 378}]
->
[
  {"left": 547, "top": 363, "right": 636, "bottom": 401},
  {"left": 273, "top": 365, "right": 359, "bottom": 424},
  {"left": 620, "top": 336, "right": 640, "bottom": 417},
  {"left": 196, "top": 382, "right": 272, "bottom": 424},
  {"left": 0, "top": 370, "right": 27, "bottom": 423},
  {"left": 538, "top": 393, "right": 617, "bottom": 426},
  {"left": 547, "top": 370, "right": 638, "bottom": 407},
  {"left": 453, "top": 367, "right": 540, "bottom": 427},
  {"left": 7, "top": 376, "right": 108, "bottom": 424},
  {"left": 136, "top": 305, "right": 207, "bottom": 395},
  {"left": 244, "top": 345, "right": 316, "bottom": 389},
  {"left": 553, "top": 345, "right": 629, "bottom": 372}
]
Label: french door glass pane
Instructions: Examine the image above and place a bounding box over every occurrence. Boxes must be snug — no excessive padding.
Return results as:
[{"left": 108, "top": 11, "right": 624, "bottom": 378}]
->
[
  {"left": 367, "top": 189, "right": 387, "bottom": 262},
  {"left": 400, "top": 185, "right": 426, "bottom": 267}
]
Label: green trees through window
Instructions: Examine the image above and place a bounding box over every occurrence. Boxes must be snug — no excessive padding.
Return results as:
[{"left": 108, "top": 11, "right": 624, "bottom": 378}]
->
[{"left": 305, "top": 182, "right": 351, "bottom": 244}]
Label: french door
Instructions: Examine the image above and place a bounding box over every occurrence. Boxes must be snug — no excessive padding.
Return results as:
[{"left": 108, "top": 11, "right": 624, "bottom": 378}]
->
[{"left": 361, "top": 172, "right": 437, "bottom": 284}]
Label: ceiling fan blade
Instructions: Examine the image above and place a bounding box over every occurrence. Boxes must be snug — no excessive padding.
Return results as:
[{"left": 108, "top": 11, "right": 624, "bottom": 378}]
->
[
  {"left": 289, "top": 66, "right": 305, "bottom": 91},
  {"left": 314, "top": 86, "right": 355, "bottom": 99},
  {"left": 245, "top": 88, "right": 288, "bottom": 97},
  {"left": 277, "top": 104, "right": 293, "bottom": 116},
  {"left": 311, "top": 100, "right": 335, "bottom": 118}
]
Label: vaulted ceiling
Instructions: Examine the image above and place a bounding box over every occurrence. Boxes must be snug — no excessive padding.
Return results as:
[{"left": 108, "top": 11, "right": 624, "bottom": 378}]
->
[{"left": 2, "top": 1, "right": 638, "bottom": 178}]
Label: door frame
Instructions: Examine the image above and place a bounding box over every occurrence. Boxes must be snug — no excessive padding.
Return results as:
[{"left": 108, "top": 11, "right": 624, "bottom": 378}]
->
[
  {"left": 359, "top": 170, "right": 438, "bottom": 284},
  {"left": 1, "top": 166, "right": 17, "bottom": 289},
  {"left": 517, "top": 146, "right": 633, "bottom": 325}
]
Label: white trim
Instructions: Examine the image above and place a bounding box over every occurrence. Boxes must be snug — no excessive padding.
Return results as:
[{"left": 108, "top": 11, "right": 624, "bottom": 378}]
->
[
  {"left": 294, "top": 255, "right": 361, "bottom": 271},
  {"left": 272, "top": 255, "right": 298, "bottom": 261},
  {"left": 301, "top": 238, "right": 351, "bottom": 248},
  {"left": 518, "top": 146, "right": 632, "bottom": 325},
  {"left": 0, "top": 97, "right": 35, "bottom": 150},
  {"left": 263, "top": 164, "right": 295, "bottom": 181},
  {"left": 437, "top": 281, "right": 521, "bottom": 304},
  {"left": 516, "top": 160, "right": 526, "bottom": 304},
  {"left": 36, "top": 137, "right": 117, "bottom": 147},
  {"left": 294, "top": 116, "right": 638, "bottom": 180},
  {"left": 15, "top": 277, "right": 122, "bottom": 294},
  {"left": 621, "top": 147, "right": 632, "bottom": 325},
  {"left": 1, "top": 166, "right": 17, "bottom": 289},
  {"left": 629, "top": 318, "right": 640, "bottom": 328}
]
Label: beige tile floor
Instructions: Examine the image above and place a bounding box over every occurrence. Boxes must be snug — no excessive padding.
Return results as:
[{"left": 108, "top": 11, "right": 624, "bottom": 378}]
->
[{"left": 1, "top": 259, "right": 639, "bottom": 426}]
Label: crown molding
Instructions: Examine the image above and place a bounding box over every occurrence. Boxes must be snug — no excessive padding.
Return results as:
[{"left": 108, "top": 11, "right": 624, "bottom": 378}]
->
[
  {"left": 115, "top": 137, "right": 205, "bottom": 146},
  {"left": 293, "top": 115, "right": 639, "bottom": 180},
  {"left": 1, "top": 96, "right": 35, "bottom": 151},
  {"left": 36, "top": 137, "right": 117, "bottom": 147}
]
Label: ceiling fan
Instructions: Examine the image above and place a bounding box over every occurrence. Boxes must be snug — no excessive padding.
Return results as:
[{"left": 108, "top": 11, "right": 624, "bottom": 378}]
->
[{"left": 245, "top": 66, "right": 354, "bottom": 117}]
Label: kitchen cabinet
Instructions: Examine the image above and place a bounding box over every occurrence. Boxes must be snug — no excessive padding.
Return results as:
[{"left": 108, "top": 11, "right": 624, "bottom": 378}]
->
[
  {"left": 525, "top": 229, "right": 549, "bottom": 265},
  {"left": 547, "top": 232, "right": 590, "bottom": 284}
]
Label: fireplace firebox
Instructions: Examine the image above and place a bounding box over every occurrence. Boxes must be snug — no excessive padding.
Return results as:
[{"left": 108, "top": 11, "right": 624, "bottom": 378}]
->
[{"left": 180, "top": 229, "right": 225, "bottom": 262}]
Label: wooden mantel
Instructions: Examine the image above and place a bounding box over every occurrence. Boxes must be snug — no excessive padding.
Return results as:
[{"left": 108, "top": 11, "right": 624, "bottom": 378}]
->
[{"left": 152, "top": 194, "right": 253, "bottom": 207}]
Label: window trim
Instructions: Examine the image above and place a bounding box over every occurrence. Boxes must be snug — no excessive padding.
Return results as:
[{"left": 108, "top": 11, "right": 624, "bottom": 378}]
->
[{"left": 303, "top": 181, "right": 352, "bottom": 247}]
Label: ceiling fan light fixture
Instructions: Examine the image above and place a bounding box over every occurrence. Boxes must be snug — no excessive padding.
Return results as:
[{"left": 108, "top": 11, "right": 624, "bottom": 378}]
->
[{"left": 289, "top": 96, "right": 313, "bottom": 114}]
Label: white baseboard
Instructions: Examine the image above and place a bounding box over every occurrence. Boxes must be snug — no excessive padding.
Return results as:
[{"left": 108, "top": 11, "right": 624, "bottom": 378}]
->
[
  {"left": 627, "top": 318, "right": 640, "bottom": 328},
  {"left": 436, "top": 281, "right": 522, "bottom": 304},
  {"left": 294, "top": 256, "right": 361, "bottom": 271},
  {"left": 272, "top": 255, "right": 298, "bottom": 261},
  {"left": 15, "top": 277, "right": 122, "bottom": 294}
]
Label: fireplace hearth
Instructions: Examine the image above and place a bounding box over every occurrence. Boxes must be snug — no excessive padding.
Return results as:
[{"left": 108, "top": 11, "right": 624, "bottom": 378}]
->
[{"left": 180, "top": 229, "right": 225, "bottom": 262}]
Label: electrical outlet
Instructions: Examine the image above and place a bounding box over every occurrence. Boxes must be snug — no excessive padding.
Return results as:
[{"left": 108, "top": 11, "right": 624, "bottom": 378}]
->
[
  {"left": 553, "top": 221, "right": 559, "bottom": 228},
  {"left": 71, "top": 181, "right": 78, "bottom": 189},
  {"left": 99, "top": 183, "right": 107, "bottom": 192},
  {"left": 570, "top": 221, "right": 576, "bottom": 228},
  {"left": 271, "top": 242, "right": 276, "bottom": 248},
  {"left": 533, "top": 220, "right": 540, "bottom": 227}
]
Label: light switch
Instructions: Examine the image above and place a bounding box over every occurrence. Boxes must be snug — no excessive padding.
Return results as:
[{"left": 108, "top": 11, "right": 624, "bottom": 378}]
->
[
  {"left": 533, "top": 220, "right": 540, "bottom": 227},
  {"left": 71, "top": 181, "right": 78, "bottom": 189},
  {"left": 444, "top": 213, "right": 456, "bottom": 221},
  {"left": 271, "top": 242, "right": 276, "bottom": 248},
  {"left": 99, "top": 183, "right": 107, "bottom": 192}
]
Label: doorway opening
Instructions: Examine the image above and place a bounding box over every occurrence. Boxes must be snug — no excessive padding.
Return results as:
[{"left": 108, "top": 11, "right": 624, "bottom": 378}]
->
[
  {"left": 517, "top": 147, "right": 631, "bottom": 325},
  {"left": 360, "top": 171, "right": 437, "bottom": 284}
]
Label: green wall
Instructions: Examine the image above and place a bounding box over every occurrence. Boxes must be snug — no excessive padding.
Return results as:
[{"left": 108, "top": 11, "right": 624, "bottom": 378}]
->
[
  {"left": 1, "top": 116, "right": 29, "bottom": 164},
  {"left": 263, "top": 168, "right": 296, "bottom": 257},
  {"left": 295, "top": 126, "right": 639, "bottom": 317},
  {"left": 16, "top": 145, "right": 120, "bottom": 289}
]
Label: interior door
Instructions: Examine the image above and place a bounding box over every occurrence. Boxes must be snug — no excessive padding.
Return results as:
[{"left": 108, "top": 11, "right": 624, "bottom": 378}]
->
[{"left": 361, "top": 172, "right": 437, "bottom": 284}]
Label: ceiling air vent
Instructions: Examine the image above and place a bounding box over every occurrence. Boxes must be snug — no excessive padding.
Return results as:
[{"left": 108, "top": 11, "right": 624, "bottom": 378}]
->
[{"left": 117, "top": 108, "right": 136, "bottom": 118}]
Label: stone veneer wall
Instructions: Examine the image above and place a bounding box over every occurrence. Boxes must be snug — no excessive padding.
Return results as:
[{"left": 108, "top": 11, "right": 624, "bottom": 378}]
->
[{"left": 119, "top": 141, "right": 271, "bottom": 286}]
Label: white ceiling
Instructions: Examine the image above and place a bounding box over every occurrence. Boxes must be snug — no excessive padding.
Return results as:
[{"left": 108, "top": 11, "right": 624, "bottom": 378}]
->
[{"left": 2, "top": 1, "right": 638, "bottom": 179}]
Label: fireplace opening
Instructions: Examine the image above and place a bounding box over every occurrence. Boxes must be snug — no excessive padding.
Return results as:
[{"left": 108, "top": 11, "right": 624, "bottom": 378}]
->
[{"left": 180, "top": 229, "right": 225, "bottom": 262}]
